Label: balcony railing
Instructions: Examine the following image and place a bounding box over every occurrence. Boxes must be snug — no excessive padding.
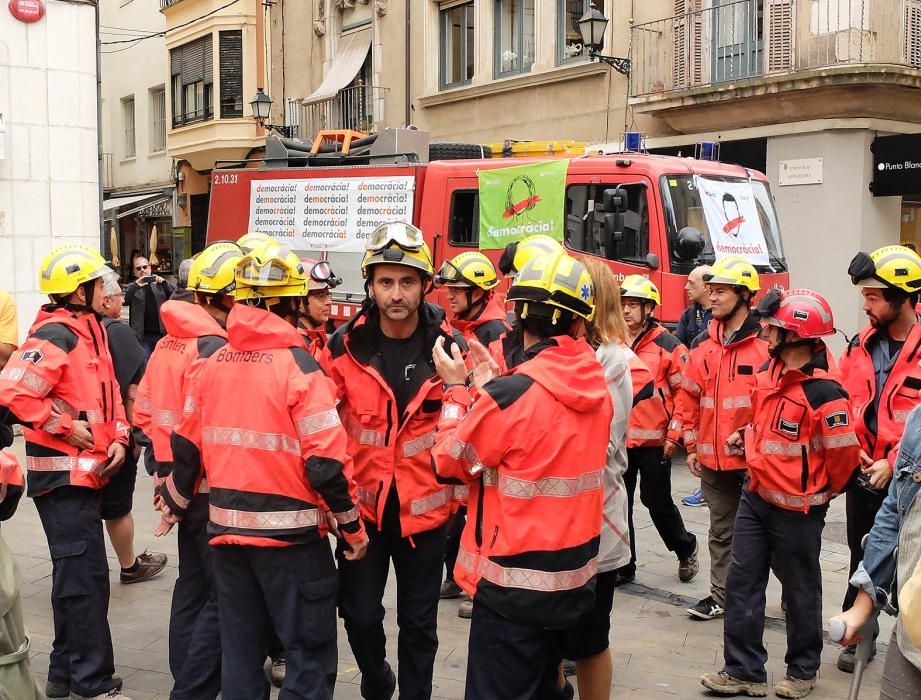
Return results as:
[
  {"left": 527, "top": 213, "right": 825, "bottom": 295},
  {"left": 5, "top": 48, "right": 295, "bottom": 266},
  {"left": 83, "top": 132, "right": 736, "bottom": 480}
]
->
[
  {"left": 160, "top": 0, "right": 183, "bottom": 9},
  {"left": 297, "top": 85, "right": 389, "bottom": 141},
  {"left": 630, "top": 0, "right": 921, "bottom": 97}
]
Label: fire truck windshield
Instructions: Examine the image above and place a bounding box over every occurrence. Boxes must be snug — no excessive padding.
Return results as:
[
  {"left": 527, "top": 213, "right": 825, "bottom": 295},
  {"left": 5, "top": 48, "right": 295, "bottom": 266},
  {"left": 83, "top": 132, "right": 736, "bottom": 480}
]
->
[{"left": 661, "top": 174, "right": 787, "bottom": 275}]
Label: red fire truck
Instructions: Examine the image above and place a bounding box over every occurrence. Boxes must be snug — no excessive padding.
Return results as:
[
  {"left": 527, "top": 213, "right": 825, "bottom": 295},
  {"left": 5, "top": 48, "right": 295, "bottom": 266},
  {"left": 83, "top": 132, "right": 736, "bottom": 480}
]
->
[{"left": 206, "top": 131, "right": 789, "bottom": 324}]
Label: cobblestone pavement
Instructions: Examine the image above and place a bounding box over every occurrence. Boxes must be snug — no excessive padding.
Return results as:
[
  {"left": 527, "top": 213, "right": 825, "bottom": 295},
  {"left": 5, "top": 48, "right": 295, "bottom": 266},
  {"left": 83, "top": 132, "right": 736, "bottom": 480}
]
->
[{"left": 4, "top": 438, "right": 889, "bottom": 698}]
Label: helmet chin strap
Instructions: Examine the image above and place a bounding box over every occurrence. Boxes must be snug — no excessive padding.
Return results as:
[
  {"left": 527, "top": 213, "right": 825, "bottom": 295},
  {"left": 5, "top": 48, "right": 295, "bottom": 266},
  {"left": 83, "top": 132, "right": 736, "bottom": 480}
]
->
[
  {"left": 459, "top": 288, "right": 488, "bottom": 321},
  {"left": 59, "top": 280, "right": 98, "bottom": 314},
  {"left": 768, "top": 327, "right": 815, "bottom": 358}
]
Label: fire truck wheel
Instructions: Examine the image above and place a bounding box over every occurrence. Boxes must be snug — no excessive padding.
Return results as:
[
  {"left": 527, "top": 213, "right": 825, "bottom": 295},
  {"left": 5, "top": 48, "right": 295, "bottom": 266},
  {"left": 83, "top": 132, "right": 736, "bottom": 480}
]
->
[{"left": 429, "top": 143, "right": 493, "bottom": 160}]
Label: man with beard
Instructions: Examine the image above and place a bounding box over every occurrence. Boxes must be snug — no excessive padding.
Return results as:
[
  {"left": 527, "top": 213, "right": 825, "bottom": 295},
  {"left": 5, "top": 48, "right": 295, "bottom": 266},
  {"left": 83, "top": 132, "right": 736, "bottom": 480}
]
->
[
  {"left": 836, "top": 245, "right": 921, "bottom": 673},
  {"left": 676, "top": 255, "right": 769, "bottom": 621},
  {"left": 322, "top": 222, "right": 464, "bottom": 700}
]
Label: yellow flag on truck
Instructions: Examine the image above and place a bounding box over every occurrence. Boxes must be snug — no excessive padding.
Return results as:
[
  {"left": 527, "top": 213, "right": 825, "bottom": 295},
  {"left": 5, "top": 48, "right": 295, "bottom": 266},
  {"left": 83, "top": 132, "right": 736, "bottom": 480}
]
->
[{"left": 477, "top": 160, "right": 568, "bottom": 251}]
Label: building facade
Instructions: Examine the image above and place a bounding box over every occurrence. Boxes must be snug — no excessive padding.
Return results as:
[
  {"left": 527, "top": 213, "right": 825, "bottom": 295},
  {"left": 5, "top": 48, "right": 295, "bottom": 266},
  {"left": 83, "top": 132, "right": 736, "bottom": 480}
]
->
[
  {"left": 0, "top": 1, "right": 101, "bottom": 341},
  {"left": 100, "top": 0, "right": 176, "bottom": 281},
  {"left": 162, "top": 0, "right": 265, "bottom": 252},
  {"left": 270, "top": 0, "right": 921, "bottom": 345}
]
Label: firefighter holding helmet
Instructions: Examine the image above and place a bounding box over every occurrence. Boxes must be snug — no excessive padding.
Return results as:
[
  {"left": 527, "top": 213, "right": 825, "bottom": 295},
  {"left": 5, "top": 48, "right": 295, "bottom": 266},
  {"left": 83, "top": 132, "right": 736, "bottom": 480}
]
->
[
  {"left": 701, "top": 289, "right": 859, "bottom": 699},
  {"left": 321, "top": 222, "right": 465, "bottom": 700},
  {"left": 157, "top": 241, "right": 367, "bottom": 700}
]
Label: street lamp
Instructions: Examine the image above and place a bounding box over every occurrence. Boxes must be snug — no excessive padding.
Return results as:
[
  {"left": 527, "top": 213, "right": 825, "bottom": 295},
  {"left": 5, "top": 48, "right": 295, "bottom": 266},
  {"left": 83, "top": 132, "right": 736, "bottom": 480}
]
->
[
  {"left": 578, "top": 9, "right": 631, "bottom": 76},
  {"left": 249, "top": 88, "right": 294, "bottom": 138}
]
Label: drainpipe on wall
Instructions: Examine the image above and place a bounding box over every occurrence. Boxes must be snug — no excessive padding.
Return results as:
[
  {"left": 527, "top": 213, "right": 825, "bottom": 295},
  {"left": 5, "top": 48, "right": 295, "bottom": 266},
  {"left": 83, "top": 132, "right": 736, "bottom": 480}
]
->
[
  {"left": 95, "top": 0, "right": 105, "bottom": 253},
  {"left": 404, "top": 0, "right": 411, "bottom": 127}
]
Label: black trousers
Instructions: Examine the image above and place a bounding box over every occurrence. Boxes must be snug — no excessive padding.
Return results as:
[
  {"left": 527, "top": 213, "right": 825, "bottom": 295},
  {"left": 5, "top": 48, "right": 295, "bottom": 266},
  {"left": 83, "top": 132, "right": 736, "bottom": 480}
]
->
[
  {"left": 620, "top": 446, "right": 696, "bottom": 573},
  {"left": 466, "top": 602, "right": 566, "bottom": 700},
  {"left": 337, "top": 490, "right": 446, "bottom": 700},
  {"left": 444, "top": 508, "right": 465, "bottom": 582},
  {"left": 169, "top": 495, "right": 221, "bottom": 700},
  {"left": 34, "top": 486, "right": 117, "bottom": 698},
  {"left": 213, "top": 540, "right": 339, "bottom": 700},
  {"left": 723, "top": 489, "right": 827, "bottom": 683},
  {"left": 843, "top": 474, "right": 887, "bottom": 610}
]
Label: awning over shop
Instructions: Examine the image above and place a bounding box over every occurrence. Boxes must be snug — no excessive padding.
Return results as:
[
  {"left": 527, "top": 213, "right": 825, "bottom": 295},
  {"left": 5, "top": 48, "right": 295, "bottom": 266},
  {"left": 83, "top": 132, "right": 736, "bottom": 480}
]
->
[
  {"left": 302, "top": 27, "right": 372, "bottom": 105},
  {"left": 103, "top": 193, "right": 170, "bottom": 220}
]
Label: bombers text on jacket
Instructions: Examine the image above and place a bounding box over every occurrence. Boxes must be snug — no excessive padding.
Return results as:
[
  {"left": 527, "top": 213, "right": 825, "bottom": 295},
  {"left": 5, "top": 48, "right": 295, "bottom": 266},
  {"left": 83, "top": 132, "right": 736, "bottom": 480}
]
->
[{"left": 158, "top": 303, "right": 365, "bottom": 548}]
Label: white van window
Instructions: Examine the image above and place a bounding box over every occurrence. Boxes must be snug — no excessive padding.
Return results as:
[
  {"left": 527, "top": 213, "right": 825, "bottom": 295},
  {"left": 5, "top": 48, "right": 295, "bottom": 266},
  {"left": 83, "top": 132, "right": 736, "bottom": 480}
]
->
[{"left": 564, "top": 183, "right": 650, "bottom": 264}]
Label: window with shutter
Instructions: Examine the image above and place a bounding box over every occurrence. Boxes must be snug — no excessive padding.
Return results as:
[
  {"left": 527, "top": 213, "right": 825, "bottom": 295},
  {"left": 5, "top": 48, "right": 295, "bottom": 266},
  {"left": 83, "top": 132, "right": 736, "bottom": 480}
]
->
[
  {"left": 673, "top": 0, "right": 705, "bottom": 88},
  {"left": 906, "top": 0, "right": 921, "bottom": 68},
  {"left": 766, "top": 0, "right": 793, "bottom": 72},
  {"left": 673, "top": 0, "right": 688, "bottom": 87},
  {"left": 219, "top": 31, "right": 243, "bottom": 118},
  {"left": 170, "top": 34, "right": 215, "bottom": 128}
]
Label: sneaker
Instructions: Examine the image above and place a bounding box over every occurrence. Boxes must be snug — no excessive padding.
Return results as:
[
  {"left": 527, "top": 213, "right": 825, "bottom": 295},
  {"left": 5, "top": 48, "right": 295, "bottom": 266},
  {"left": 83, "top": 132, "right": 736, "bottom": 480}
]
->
[
  {"left": 70, "top": 690, "right": 132, "bottom": 700},
  {"left": 440, "top": 578, "right": 464, "bottom": 599},
  {"left": 679, "top": 539, "right": 700, "bottom": 583},
  {"left": 120, "top": 550, "right": 167, "bottom": 584},
  {"left": 687, "top": 595, "right": 724, "bottom": 620},
  {"left": 270, "top": 657, "right": 286, "bottom": 688},
  {"left": 49, "top": 675, "right": 122, "bottom": 698},
  {"left": 836, "top": 643, "right": 876, "bottom": 673},
  {"left": 458, "top": 597, "right": 473, "bottom": 619},
  {"left": 773, "top": 675, "right": 816, "bottom": 699},
  {"left": 682, "top": 488, "right": 707, "bottom": 507},
  {"left": 700, "top": 671, "right": 767, "bottom": 697}
]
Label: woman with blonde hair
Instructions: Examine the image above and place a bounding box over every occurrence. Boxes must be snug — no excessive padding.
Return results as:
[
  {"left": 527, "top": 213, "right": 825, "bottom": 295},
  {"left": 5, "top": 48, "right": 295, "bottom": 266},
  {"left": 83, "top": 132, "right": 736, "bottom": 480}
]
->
[{"left": 558, "top": 257, "right": 637, "bottom": 700}]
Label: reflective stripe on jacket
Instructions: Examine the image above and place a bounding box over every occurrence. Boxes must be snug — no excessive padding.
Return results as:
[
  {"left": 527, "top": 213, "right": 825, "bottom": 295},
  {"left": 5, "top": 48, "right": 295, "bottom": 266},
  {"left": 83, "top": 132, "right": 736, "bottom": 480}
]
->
[
  {"left": 676, "top": 315, "right": 768, "bottom": 471},
  {"left": 838, "top": 322, "right": 921, "bottom": 467},
  {"left": 158, "top": 303, "right": 365, "bottom": 548},
  {"left": 322, "top": 303, "right": 463, "bottom": 537},
  {"left": 134, "top": 300, "right": 226, "bottom": 473},
  {"left": 432, "top": 335, "right": 612, "bottom": 629},
  {"left": 629, "top": 321, "right": 686, "bottom": 446},
  {"left": 626, "top": 349, "right": 669, "bottom": 448},
  {"left": 745, "top": 346, "right": 860, "bottom": 512},
  {"left": 0, "top": 307, "right": 129, "bottom": 496}
]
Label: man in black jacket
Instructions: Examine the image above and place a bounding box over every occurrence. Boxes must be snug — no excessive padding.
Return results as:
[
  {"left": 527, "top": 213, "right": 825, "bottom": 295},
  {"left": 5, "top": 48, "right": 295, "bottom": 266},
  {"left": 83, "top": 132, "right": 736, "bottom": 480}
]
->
[{"left": 124, "top": 254, "right": 174, "bottom": 355}]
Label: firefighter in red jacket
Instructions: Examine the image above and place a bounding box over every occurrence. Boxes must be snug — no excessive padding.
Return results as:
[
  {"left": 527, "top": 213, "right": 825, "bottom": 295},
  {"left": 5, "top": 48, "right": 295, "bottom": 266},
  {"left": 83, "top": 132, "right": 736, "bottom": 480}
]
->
[
  {"left": 433, "top": 251, "right": 510, "bottom": 614},
  {"left": 701, "top": 289, "right": 860, "bottom": 699},
  {"left": 0, "top": 245, "right": 129, "bottom": 700},
  {"left": 156, "top": 242, "right": 367, "bottom": 700},
  {"left": 320, "top": 222, "right": 464, "bottom": 700},
  {"left": 135, "top": 241, "right": 242, "bottom": 700},
  {"left": 835, "top": 244, "right": 921, "bottom": 671},
  {"left": 676, "top": 255, "right": 769, "bottom": 622},
  {"left": 617, "top": 275, "right": 698, "bottom": 585},
  {"left": 298, "top": 257, "right": 341, "bottom": 358},
  {"left": 431, "top": 249, "right": 612, "bottom": 699}
]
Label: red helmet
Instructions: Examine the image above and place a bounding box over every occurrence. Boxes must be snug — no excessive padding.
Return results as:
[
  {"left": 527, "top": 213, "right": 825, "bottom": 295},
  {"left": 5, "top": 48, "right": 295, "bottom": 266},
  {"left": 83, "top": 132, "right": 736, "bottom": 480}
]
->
[
  {"left": 300, "top": 258, "right": 341, "bottom": 292},
  {"left": 756, "top": 288, "right": 834, "bottom": 339}
]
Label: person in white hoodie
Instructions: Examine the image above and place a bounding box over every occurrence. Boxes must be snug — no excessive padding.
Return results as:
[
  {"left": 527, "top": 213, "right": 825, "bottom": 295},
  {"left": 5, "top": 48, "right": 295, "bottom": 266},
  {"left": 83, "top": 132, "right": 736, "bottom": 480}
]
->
[{"left": 559, "top": 257, "right": 634, "bottom": 700}]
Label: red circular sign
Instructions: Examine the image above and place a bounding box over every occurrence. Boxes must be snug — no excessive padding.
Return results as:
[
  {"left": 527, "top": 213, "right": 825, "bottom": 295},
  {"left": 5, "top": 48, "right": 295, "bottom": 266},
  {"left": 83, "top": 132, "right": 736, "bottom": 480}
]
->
[{"left": 9, "top": 0, "right": 45, "bottom": 23}]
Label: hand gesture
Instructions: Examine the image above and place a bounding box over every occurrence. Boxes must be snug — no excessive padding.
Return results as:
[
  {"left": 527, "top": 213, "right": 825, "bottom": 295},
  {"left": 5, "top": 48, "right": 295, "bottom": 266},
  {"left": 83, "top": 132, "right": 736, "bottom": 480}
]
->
[
  {"left": 433, "top": 336, "right": 468, "bottom": 386},
  {"left": 686, "top": 452, "right": 702, "bottom": 477},
  {"left": 102, "top": 442, "right": 126, "bottom": 476},
  {"left": 467, "top": 339, "right": 500, "bottom": 390},
  {"left": 64, "top": 420, "right": 94, "bottom": 450},
  {"left": 343, "top": 535, "right": 369, "bottom": 561}
]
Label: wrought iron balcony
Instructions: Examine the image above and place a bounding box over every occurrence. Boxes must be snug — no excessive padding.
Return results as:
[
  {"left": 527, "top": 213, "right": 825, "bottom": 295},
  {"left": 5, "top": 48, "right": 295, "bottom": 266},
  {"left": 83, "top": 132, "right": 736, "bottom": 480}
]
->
[
  {"left": 631, "top": 0, "right": 921, "bottom": 97},
  {"left": 297, "top": 84, "right": 389, "bottom": 140}
]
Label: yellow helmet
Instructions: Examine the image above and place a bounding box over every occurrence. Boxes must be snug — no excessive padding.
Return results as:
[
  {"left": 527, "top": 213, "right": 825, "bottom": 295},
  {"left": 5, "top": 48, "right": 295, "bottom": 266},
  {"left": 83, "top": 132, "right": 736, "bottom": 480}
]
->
[
  {"left": 848, "top": 245, "right": 921, "bottom": 294},
  {"left": 499, "top": 234, "right": 565, "bottom": 276},
  {"left": 361, "top": 222, "right": 434, "bottom": 279},
  {"left": 435, "top": 252, "right": 500, "bottom": 291},
  {"left": 234, "top": 242, "right": 309, "bottom": 305},
  {"left": 39, "top": 245, "right": 113, "bottom": 296},
  {"left": 236, "top": 232, "right": 278, "bottom": 254},
  {"left": 620, "top": 274, "right": 661, "bottom": 306},
  {"left": 507, "top": 251, "right": 595, "bottom": 323},
  {"left": 189, "top": 242, "right": 243, "bottom": 298},
  {"left": 704, "top": 255, "right": 760, "bottom": 293}
]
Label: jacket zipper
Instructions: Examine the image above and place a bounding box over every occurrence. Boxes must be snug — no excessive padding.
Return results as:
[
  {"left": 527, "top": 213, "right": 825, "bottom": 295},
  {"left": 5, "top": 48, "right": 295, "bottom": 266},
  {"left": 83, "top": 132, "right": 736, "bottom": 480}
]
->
[
  {"left": 383, "top": 399, "right": 393, "bottom": 445},
  {"left": 800, "top": 445, "right": 809, "bottom": 493},
  {"left": 475, "top": 485, "right": 485, "bottom": 548},
  {"left": 489, "top": 526, "right": 499, "bottom": 548}
]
